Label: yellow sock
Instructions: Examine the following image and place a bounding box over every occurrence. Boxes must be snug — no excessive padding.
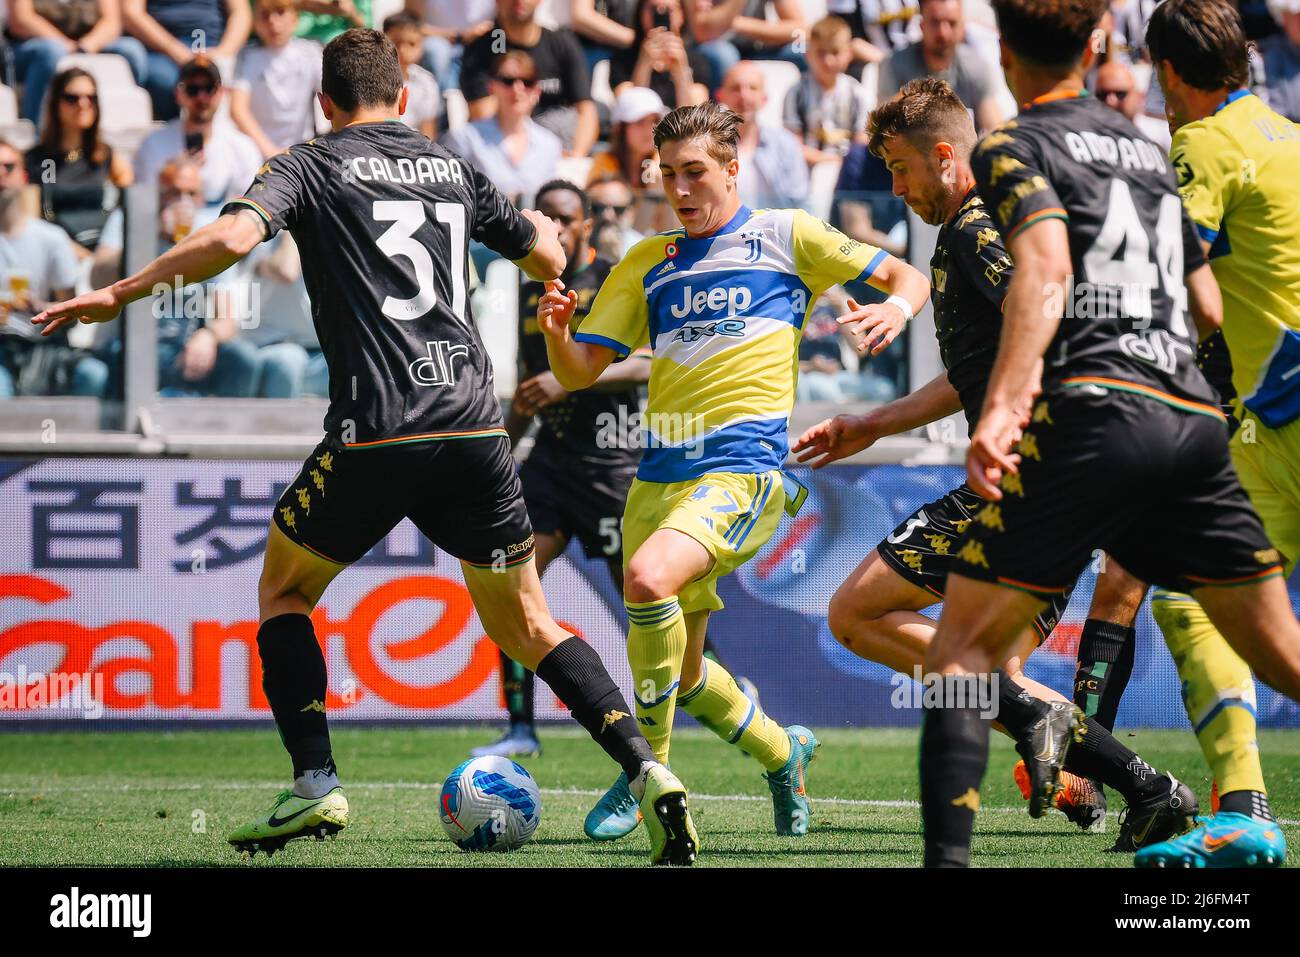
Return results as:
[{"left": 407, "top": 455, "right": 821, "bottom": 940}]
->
[
  {"left": 678, "top": 659, "right": 791, "bottom": 771},
  {"left": 626, "top": 597, "right": 688, "bottom": 764},
  {"left": 1152, "top": 589, "right": 1266, "bottom": 796}
]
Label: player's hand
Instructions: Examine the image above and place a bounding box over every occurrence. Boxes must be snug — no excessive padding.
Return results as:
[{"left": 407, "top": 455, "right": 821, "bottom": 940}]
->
[
  {"left": 538, "top": 278, "right": 578, "bottom": 337},
  {"left": 966, "top": 403, "right": 1023, "bottom": 501},
  {"left": 792, "top": 414, "right": 879, "bottom": 468},
  {"left": 516, "top": 371, "right": 568, "bottom": 414},
  {"left": 31, "top": 287, "right": 124, "bottom": 337},
  {"left": 837, "top": 296, "right": 908, "bottom": 356}
]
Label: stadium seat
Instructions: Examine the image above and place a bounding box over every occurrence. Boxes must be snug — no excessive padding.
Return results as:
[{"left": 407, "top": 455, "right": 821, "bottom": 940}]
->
[
  {"left": 443, "top": 88, "right": 469, "bottom": 133},
  {"left": 591, "top": 57, "right": 615, "bottom": 113},
  {"left": 0, "top": 85, "right": 37, "bottom": 150},
  {"left": 755, "top": 59, "right": 801, "bottom": 130},
  {"left": 555, "top": 155, "right": 592, "bottom": 189},
  {"left": 371, "top": 0, "right": 404, "bottom": 27},
  {"left": 807, "top": 155, "right": 841, "bottom": 222},
  {"left": 475, "top": 258, "right": 521, "bottom": 394}
]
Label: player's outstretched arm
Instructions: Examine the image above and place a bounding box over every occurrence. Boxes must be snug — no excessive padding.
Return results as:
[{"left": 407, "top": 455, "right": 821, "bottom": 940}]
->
[
  {"left": 967, "top": 218, "right": 1071, "bottom": 500},
  {"left": 793, "top": 372, "right": 962, "bottom": 468},
  {"left": 32, "top": 210, "right": 266, "bottom": 337},
  {"left": 538, "top": 278, "right": 616, "bottom": 390},
  {"left": 514, "top": 209, "right": 568, "bottom": 283},
  {"left": 839, "top": 255, "right": 930, "bottom": 355}
]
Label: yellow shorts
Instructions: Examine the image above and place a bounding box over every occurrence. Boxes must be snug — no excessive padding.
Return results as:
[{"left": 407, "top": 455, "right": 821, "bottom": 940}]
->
[
  {"left": 1232, "top": 411, "right": 1300, "bottom": 574},
  {"left": 623, "top": 471, "right": 786, "bottom": 614}
]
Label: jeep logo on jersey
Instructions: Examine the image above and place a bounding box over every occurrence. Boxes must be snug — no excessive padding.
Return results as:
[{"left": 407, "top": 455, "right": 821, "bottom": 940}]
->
[
  {"left": 669, "top": 284, "right": 753, "bottom": 319},
  {"left": 672, "top": 319, "right": 747, "bottom": 343},
  {"left": 409, "top": 339, "right": 470, "bottom": 386}
]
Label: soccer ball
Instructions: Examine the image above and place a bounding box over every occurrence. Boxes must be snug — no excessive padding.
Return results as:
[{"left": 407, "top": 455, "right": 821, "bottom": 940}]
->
[{"left": 438, "top": 756, "right": 542, "bottom": 852}]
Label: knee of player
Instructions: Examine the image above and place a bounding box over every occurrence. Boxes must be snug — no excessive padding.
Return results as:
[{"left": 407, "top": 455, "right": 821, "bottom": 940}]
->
[
  {"left": 622, "top": 560, "right": 679, "bottom": 604},
  {"left": 827, "top": 586, "right": 884, "bottom": 649}
]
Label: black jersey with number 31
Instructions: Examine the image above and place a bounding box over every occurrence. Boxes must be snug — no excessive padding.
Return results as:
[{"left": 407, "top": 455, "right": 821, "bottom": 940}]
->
[
  {"left": 224, "top": 122, "right": 537, "bottom": 449},
  {"left": 971, "top": 93, "right": 1218, "bottom": 411}
]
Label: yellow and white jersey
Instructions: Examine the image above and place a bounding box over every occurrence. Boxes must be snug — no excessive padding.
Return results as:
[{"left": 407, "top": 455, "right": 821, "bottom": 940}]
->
[
  {"left": 574, "top": 205, "right": 887, "bottom": 482},
  {"left": 1172, "top": 90, "right": 1300, "bottom": 428}
]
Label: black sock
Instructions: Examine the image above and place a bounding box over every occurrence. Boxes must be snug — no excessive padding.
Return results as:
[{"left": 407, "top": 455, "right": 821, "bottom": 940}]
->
[
  {"left": 1074, "top": 619, "right": 1136, "bottom": 732},
  {"left": 500, "top": 651, "right": 535, "bottom": 729},
  {"left": 535, "top": 636, "right": 654, "bottom": 781},
  {"left": 1062, "top": 716, "right": 1160, "bottom": 804},
  {"left": 257, "top": 613, "right": 334, "bottom": 778},
  {"left": 993, "top": 670, "right": 1049, "bottom": 737},
  {"left": 920, "top": 676, "right": 990, "bottom": 868},
  {"left": 1219, "top": 789, "right": 1275, "bottom": 823}
]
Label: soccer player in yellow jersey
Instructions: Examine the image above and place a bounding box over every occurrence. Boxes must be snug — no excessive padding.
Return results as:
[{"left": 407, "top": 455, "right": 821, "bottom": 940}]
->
[
  {"left": 539, "top": 100, "right": 929, "bottom": 844},
  {"left": 1130, "top": 0, "right": 1300, "bottom": 867}
]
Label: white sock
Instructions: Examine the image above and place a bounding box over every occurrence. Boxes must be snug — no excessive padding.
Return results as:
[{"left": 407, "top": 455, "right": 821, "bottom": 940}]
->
[
  {"left": 627, "top": 761, "right": 657, "bottom": 802},
  {"left": 294, "top": 767, "right": 340, "bottom": 799}
]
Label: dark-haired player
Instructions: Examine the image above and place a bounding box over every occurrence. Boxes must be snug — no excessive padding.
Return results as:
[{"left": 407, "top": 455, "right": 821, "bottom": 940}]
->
[
  {"left": 916, "top": 0, "right": 1300, "bottom": 868},
  {"left": 34, "top": 29, "right": 699, "bottom": 867},
  {"left": 795, "top": 76, "right": 1200, "bottom": 851}
]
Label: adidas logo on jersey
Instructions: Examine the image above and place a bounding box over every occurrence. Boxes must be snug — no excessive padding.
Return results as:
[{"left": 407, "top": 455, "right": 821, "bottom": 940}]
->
[{"left": 669, "top": 284, "right": 752, "bottom": 319}]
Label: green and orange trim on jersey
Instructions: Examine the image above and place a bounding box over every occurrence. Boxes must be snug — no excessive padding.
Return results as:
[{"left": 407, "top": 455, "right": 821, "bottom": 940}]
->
[
  {"left": 1061, "top": 377, "right": 1228, "bottom": 421},
  {"left": 343, "top": 427, "right": 509, "bottom": 449},
  {"left": 1007, "top": 207, "right": 1068, "bottom": 241},
  {"left": 1186, "top": 566, "right": 1285, "bottom": 588},
  {"left": 227, "top": 197, "right": 272, "bottom": 225}
]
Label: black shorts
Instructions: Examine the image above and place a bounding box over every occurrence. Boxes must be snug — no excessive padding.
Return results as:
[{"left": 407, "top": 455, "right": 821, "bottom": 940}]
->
[
  {"left": 878, "top": 483, "right": 1070, "bottom": 642},
  {"left": 952, "top": 386, "right": 1283, "bottom": 598},
  {"left": 518, "top": 443, "right": 635, "bottom": 561},
  {"left": 273, "top": 436, "right": 534, "bottom": 568}
]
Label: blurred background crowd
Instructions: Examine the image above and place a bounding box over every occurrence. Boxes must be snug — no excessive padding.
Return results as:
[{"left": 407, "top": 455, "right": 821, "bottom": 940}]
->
[{"left": 0, "top": 0, "right": 1297, "bottom": 406}]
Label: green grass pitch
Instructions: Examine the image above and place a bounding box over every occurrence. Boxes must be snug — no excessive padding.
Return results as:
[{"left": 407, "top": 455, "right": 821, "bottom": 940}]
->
[{"left": 3, "top": 726, "right": 1298, "bottom": 867}]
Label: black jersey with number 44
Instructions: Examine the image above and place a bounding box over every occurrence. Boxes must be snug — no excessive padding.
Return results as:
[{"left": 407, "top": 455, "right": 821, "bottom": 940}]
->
[
  {"left": 971, "top": 93, "right": 1218, "bottom": 411},
  {"left": 223, "top": 122, "right": 537, "bottom": 449}
]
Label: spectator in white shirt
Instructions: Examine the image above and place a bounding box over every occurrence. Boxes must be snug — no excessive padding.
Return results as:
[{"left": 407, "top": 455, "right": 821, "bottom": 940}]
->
[
  {"left": 134, "top": 56, "right": 262, "bottom": 204},
  {"left": 384, "top": 11, "right": 441, "bottom": 139},
  {"left": 785, "top": 15, "right": 873, "bottom": 166},
  {"left": 230, "top": 0, "right": 323, "bottom": 159}
]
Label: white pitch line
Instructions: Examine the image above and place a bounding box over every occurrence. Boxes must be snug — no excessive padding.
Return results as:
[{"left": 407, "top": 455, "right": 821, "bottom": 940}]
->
[{"left": 3, "top": 780, "right": 1297, "bottom": 826}]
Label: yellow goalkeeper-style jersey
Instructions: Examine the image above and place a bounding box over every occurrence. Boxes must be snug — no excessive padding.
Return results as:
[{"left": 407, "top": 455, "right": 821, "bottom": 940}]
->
[
  {"left": 574, "top": 205, "right": 887, "bottom": 483},
  {"left": 1172, "top": 90, "right": 1300, "bottom": 428}
]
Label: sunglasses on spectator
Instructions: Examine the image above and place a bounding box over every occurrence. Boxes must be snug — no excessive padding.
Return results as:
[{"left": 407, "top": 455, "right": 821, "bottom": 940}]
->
[
  {"left": 182, "top": 83, "right": 218, "bottom": 97},
  {"left": 493, "top": 74, "right": 538, "bottom": 89},
  {"left": 1097, "top": 88, "right": 1132, "bottom": 102},
  {"left": 0, "top": 161, "right": 18, "bottom": 173},
  {"left": 60, "top": 92, "right": 98, "bottom": 106},
  {"left": 592, "top": 202, "right": 630, "bottom": 216}
]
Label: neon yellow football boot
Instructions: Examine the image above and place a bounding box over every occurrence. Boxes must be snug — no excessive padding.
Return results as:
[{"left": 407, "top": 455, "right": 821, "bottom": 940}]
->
[
  {"left": 638, "top": 765, "right": 699, "bottom": 866},
  {"left": 227, "top": 787, "right": 349, "bottom": 858}
]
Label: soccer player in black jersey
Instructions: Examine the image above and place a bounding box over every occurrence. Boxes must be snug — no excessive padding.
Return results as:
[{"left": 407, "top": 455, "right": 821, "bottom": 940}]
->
[
  {"left": 33, "top": 29, "right": 700, "bottom": 866},
  {"left": 906, "top": 0, "right": 1300, "bottom": 868},
  {"left": 794, "top": 76, "right": 1201, "bottom": 851}
]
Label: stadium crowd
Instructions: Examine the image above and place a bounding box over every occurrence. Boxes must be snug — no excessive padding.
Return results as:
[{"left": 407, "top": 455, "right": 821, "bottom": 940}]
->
[{"left": 0, "top": 0, "right": 1297, "bottom": 402}]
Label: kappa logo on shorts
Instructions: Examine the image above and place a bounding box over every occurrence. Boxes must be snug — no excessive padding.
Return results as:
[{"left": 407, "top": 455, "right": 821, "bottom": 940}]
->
[
  {"left": 296, "top": 488, "right": 311, "bottom": 515},
  {"left": 975, "top": 505, "right": 1004, "bottom": 531},
  {"left": 1000, "top": 472, "right": 1025, "bottom": 497},
  {"left": 279, "top": 506, "right": 297, "bottom": 531},
  {"left": 316, "top": 451, "right": 334, "bottom": 472},
  {"left": 1255, "top": 548, "right": 1281, "bottom": 565},
  {"left": 1032, "top": 401, "right": 1054, "bottom": 425},
  {"left": 310, "top": 468, "right": 327, "bottom": 496},
  {"left": 957, "top": 540, "right": 989, "bottom": 568},
  {"left": 900, "top": 549, "right": 923, "bottom": 571},
  {"left": 924, "top": 533, "right": 952, "bottom": 555},
  {"left": 1017, "top": 432, "right": 1041, "bottom": 460}
]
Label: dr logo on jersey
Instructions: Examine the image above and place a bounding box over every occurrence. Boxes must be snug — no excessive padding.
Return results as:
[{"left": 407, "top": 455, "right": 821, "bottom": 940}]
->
[{"left": 409, "top": 339, "right": 470, "bottom": 386}]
